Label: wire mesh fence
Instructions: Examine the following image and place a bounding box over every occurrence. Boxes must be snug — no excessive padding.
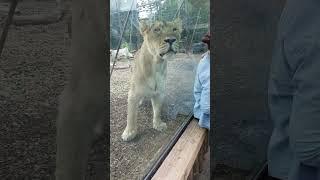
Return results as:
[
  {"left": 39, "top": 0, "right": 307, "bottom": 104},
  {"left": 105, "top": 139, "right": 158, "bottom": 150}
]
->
[{"left": 110, "top": 0, "right": 209, "bottom": 52}]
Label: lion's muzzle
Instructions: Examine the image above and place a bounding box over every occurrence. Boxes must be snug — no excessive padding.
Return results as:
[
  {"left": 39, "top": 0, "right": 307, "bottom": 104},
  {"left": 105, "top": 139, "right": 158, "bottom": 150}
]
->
[
  {"left": 160, "top": 37, "right": 178, "bottom": 57},
  {"left": 160, "top": 47, "right": 176, "bottom": 57}
]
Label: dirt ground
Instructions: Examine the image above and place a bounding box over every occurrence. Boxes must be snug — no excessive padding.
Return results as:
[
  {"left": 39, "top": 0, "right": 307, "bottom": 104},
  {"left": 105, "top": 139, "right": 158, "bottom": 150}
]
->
[
  {"left": 0, "top": 1, "right": 107, "bottom": 179},
  {"left": 110, "top": 53, "right": 200, "bottom": 180}
]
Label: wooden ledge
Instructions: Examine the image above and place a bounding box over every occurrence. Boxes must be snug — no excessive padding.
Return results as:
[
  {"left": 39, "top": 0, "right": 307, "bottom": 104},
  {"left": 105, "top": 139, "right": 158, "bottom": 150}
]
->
[{"left": 152, "top": 119, "right": 208, "bottom": 180}]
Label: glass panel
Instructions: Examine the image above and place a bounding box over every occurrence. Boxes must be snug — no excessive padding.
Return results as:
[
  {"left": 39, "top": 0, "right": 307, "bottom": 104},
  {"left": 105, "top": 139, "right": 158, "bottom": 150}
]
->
[{"left": 110, "top": 0, "right": 209, "bottom": 179}]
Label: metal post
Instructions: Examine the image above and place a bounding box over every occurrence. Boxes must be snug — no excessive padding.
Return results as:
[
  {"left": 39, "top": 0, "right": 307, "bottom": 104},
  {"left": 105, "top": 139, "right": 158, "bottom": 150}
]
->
[
  {"left": 188, "top": 8, "right": 201, "bottom": 52},
  {"left": 110, "top": 0, "right": 135, "bottom": 77},
  {"left": 174, "top": 0, "right": 185, "bottom": 19}
]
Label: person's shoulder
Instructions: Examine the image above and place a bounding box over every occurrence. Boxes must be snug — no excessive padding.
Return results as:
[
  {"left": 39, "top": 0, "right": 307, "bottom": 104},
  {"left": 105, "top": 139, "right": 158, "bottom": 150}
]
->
[
  {"left": 201, "top": 51, "right": 209, "bottom": 58},
  {"left": 199, "top": 51, "right": 210, "bottom": 64},
  {"left": 197, "top": 53, "right": 209, "bottom": 72}
]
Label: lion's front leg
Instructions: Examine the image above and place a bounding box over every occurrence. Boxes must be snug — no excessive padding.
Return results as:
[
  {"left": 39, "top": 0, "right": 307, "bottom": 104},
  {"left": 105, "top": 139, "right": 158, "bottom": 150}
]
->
[
  {"left": 122, "top": 90, "right": 140, "bottom": 141},
  {"left": 151, "top": 93, "right": 167, "bottom": 131}
]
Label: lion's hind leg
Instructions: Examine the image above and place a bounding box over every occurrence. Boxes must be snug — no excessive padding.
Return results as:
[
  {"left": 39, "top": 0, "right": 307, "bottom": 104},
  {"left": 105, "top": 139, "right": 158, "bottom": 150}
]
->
[
  {"left": 151, "top": 93, "right": 167, "bottom": 131},
  {"left": 122, "top": 89, "right": 141, "bottom": 141}
]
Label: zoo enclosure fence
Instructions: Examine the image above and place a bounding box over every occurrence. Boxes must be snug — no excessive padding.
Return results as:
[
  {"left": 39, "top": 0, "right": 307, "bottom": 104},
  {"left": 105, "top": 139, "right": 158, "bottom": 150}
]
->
[{"left": 110, "top": 0, "right": 210, "bottom": 53}]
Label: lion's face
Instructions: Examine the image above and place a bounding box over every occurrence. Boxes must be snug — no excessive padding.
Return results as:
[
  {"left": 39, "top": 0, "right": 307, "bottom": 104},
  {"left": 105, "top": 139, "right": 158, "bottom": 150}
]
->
[{"left": 139, "top": 18, "right": 183, "bottom": 57}]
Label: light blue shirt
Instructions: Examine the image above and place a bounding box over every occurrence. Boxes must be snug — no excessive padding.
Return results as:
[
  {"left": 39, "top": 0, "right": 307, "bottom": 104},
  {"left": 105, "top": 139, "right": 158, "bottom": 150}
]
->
[{"left": 193, "top": 51, "right": 210, "bottom": 129}]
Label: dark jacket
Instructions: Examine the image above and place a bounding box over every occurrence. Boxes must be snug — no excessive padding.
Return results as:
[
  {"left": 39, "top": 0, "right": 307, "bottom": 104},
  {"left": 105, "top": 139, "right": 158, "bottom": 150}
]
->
[{"left": 268, "top": 0, "right": 320, "bottom": 180}]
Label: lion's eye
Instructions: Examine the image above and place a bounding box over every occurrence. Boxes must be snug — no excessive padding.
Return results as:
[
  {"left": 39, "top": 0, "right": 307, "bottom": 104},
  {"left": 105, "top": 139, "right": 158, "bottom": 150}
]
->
[
  {"left": 154, "top": 28, "right": 160, "bottom": 32},
  {"left": 173, "top": 28, "right": 177, "bottom": 31}
]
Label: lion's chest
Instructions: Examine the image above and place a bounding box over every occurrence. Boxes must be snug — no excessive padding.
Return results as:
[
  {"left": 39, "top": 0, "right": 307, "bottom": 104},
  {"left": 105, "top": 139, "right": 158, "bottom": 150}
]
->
[
  {"left": 132, "top": 52, "right": 169, "bottom": 98},
  {"left": 136, "top": 59, "right": 167, "bottom": 97},
  {"left": 148, "top": 61, "right": 166, "bottom": 91}
]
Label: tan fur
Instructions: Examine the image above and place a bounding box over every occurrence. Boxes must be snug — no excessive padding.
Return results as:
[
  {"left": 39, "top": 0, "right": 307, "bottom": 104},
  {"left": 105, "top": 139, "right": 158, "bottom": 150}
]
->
[{"left": 122, "top": 19, "right": 183, "bottom": 141}]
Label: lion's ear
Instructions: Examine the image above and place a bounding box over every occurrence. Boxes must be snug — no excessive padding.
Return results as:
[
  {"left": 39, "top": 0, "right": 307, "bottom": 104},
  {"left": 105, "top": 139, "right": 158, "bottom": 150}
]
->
[{"left": 139, "top": 20, "right": 150, "bottom": 35}]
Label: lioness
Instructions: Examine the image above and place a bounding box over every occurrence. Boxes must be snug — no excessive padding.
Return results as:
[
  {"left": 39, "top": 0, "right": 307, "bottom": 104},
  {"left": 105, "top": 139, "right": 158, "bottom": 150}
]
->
[{"left": 122, "top": 18, "right": 183, "bottom": 141}]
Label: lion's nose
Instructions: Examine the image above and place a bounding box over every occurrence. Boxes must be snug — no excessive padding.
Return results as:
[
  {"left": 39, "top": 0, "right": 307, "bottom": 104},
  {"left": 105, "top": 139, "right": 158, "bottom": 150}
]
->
[{"left": 164, "top": 37, "right": 176, "bottom": 44}]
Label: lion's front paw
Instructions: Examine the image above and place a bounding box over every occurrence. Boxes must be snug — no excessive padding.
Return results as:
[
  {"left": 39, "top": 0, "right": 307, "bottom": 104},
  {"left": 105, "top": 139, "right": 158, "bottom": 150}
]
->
[
  {"left": 121, "top": 128, "right": 137, "bottom": 141},
  {"left": 153, "top": 121, "right": 167, "bottom": 131}
]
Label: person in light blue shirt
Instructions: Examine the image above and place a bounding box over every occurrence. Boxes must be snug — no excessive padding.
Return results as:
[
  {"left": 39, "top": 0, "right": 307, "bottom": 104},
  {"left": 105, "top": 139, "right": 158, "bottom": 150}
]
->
[{"left": 193, "top": 32, "right": 210, "bottom": 130}]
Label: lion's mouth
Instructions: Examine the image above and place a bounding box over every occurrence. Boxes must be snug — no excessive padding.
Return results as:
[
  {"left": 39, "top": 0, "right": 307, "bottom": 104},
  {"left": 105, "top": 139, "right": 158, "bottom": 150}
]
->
[{"left": 160, "top": 46, "right": 177, "bottom": 57}]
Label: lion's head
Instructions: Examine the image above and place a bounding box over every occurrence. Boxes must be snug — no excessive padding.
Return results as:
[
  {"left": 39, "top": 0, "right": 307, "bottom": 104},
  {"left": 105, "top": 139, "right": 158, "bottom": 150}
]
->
[{"left": 139, "top": 18, "right": 183, "bottom": 58}]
